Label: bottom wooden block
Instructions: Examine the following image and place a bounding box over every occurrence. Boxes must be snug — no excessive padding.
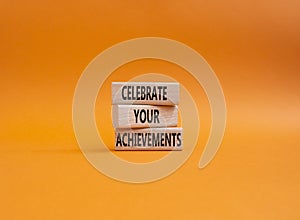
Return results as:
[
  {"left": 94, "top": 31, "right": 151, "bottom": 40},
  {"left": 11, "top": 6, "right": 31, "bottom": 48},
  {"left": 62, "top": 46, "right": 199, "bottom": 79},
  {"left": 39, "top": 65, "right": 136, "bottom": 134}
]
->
[{"left": 115, "top": 128, "right": 183, "bottom": 151}]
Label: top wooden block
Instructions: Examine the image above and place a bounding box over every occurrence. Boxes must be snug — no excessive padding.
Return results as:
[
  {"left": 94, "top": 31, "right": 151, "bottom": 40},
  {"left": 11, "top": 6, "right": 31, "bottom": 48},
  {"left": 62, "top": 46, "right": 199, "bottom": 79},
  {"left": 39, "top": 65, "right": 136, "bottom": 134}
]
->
[{"left": 112, "top": 82, "right": 179, "bottom": 105}]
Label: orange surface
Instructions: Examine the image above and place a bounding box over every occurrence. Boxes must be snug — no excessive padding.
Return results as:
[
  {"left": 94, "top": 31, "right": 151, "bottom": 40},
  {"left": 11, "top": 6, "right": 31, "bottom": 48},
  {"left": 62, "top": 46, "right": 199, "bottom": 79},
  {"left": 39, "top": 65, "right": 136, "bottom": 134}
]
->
[{"left": 1, "top": 0, "right": 300, "bottom": 219}]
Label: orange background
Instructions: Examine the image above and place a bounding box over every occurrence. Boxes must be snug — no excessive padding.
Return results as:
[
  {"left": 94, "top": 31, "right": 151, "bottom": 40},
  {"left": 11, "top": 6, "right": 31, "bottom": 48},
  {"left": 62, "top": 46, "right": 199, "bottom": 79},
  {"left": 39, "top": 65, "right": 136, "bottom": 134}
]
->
[{"left": 1, "top": 0, "right": 300, "bottom": 219}]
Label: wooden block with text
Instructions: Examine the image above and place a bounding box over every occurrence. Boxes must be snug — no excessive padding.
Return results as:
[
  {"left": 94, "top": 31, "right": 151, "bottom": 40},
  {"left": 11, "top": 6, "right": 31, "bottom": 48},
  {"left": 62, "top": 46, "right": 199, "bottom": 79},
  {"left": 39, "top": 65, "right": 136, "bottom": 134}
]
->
[
  {"left": 112, "top": 104, "right": 178, "bottom": 128},
  {"left": 115, "top": 127, "right": 183, "bottom": 150},
  {"left": 112, "top": 82, "right": 179, "bottom": 105}
]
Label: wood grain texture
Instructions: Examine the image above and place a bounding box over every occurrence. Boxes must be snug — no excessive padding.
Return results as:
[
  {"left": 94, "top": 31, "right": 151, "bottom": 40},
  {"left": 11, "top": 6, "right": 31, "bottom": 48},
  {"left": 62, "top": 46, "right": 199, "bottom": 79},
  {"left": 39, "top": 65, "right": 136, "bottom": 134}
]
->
[
  {"left": 112, "top": 82, "right": 179, "bottom": 105},
  {"left": 112, "top": 105, "right": 178, "bottom": 128},
  {"left": 115, "top": 127, "right": 183, "bottom": 150}
]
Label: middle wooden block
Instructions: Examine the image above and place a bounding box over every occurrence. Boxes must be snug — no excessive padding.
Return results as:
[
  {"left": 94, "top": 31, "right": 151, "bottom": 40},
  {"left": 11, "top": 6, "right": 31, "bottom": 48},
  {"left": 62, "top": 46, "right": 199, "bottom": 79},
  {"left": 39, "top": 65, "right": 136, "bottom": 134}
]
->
[{"left": 112, "top": 104, "right": 178, "bottom": 128}]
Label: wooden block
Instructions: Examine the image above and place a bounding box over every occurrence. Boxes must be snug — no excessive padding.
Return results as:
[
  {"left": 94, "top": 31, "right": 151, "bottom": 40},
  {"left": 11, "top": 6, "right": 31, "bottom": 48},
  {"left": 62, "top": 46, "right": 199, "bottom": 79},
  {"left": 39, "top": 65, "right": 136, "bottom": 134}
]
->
[
  {"left": 112, "top": 82, "right": 179, "bottom": 105},
  {"left": 115, "top": 127, "right": 183, "bottom": 150},
  {"left": 112, "top": 105, "right": 178, "bottom": 128}
]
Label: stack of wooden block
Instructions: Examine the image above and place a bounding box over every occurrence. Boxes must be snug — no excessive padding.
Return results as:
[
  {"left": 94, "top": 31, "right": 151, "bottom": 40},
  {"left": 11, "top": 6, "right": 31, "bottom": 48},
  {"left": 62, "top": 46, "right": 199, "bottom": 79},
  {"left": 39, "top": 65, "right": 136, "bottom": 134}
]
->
[{"left": 112, "top": 82, "right": 183, "bottom": 150}]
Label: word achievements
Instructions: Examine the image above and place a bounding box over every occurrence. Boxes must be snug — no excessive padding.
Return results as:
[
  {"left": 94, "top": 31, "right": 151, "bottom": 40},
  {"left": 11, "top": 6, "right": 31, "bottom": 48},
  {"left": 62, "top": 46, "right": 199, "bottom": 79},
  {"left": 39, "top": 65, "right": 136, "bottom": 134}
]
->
[{"left": 112, "top": 82, "right": 183, "bottom": 150}]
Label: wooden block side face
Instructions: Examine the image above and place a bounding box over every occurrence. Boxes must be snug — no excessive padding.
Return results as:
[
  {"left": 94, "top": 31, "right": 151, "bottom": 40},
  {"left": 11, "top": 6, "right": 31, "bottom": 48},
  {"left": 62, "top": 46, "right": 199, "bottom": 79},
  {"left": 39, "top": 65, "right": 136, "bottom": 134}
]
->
[
  {"left": 112, "top": 105, "right": 178, "bottom": 128},
  {"left": 112, "top": 82, "right": 179, "bottom": 105},
  {"left": 115, "top": 128, "right": 183, "bottom": 150}
]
